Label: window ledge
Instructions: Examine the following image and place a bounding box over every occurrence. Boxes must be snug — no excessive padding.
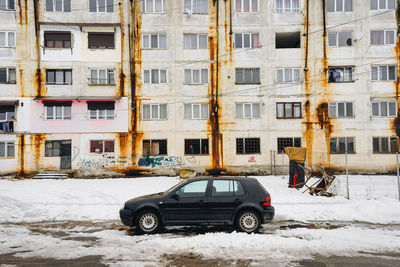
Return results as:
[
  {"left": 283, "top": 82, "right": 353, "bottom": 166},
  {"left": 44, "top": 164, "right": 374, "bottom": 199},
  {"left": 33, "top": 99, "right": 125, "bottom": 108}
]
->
[
  {"left": 330, "top": 152, "right": 356, "bottom": 155},
  {"left": 373, "top": 152, "right": 397, "bottom": 154},
  {"left": 88, "top": 83, "right": 116, "bottom": 86},
  {"left": 142, "top": 119, "right": 168, "bottom": 121},
  {"left": 184, "top": 154, "right": 209, "bottom": 156},
  {"left": 44, "top": 47, "right": 72, "bottom": 50},
  {"left": 0, "top": 157, "right": 15, "bottom": 159},
  {"left": 328, "top": 81, "right": 355, "bottom": 83},
  {"left": 235, "top": 82, "right": 261, "bottom": 85},
  {"left": 276, "top": 117, "right": 303, "bottom": 119},
  {"left": 236, "top": 153, "right": 262, "bottom": 155},
  {"left": 142, "top": 48, "right": 168, "bottom": 50}
]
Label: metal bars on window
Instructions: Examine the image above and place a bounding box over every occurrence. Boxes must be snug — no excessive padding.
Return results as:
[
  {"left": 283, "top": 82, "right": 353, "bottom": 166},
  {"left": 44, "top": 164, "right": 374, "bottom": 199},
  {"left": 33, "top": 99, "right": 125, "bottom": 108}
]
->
[
  {"left": 330, "top": 137, "right": 355, "bottom": 153},
  {"left": 277, "top": 137, "right": 301, "bottom": 153},
  {"left": 236, "top": 138, "right": 260, "bottom": 154},
  {"left": 0, "top": 141, "right": 14, "bottom": 158}
]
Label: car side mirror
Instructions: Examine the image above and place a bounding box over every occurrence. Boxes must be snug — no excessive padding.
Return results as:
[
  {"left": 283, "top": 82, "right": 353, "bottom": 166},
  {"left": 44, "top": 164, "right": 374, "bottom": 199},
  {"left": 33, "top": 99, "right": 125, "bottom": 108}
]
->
[{"left": 171, "top": 193, "right": 180, "bottom": 200}]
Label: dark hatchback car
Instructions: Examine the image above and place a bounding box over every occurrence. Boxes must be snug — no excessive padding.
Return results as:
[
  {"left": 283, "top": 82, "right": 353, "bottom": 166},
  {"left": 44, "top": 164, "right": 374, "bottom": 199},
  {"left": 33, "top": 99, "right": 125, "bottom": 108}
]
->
[{"left": 120, "top": 177, "right": 274, "bottom": 234}]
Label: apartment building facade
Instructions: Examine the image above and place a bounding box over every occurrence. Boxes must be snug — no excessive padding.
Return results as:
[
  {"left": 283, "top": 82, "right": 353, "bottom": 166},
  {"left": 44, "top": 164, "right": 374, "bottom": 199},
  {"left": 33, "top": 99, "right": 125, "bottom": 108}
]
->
[{"left": 0, "top": 0, "right": 399, "bottom": 176}]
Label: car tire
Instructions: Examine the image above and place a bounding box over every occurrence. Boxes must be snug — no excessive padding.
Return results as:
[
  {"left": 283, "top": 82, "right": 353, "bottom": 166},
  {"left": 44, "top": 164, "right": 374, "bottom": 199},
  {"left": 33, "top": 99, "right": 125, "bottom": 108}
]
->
[
  {"left": 235, "top": 210, "right": 261, "bottom": 233},
  {"left": 136, "top": 210, "right": 162, "bottom": 235}
]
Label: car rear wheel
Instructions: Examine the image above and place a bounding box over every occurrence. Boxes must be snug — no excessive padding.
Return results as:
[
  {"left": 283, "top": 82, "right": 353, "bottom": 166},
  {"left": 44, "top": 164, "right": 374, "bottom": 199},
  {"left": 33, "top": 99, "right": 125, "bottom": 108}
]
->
[
  {"left": 136, "top": 210, "right": 162, "bottom": 235},
  {"left": 235, "top": 210, "right": 261, "bottom": 233}
]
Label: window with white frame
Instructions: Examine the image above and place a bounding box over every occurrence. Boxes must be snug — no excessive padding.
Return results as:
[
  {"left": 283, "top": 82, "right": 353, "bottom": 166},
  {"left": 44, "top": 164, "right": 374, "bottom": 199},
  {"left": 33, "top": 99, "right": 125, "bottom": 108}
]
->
[
  {"left": 236, "top": 103, "right": 260, "bottom": 118},
  {"left": 142, "top": 104, "right": 167, "bottom": 120},
  {"left": 236, "top": 68, "right": 260, "bottom": 84},
  {"left": 46, "top": 69, "right": 72, "bottom": 85},
  {"left": 370, "top": 0, "right": 395, "bottom": 10},
  {"left": 90, "top": 140, "right": 115, "bottom": 153},
  {"left": 327, "top": 0, "right": 352, "bottom": 12},
  {"left": 141, "top": 0, "right": 166, "bottom": 13},
  {"left": 371, "top": 65, "right": 397, "bottom": 81},
  {"left": 371, "top": 30, "right": 395, "bottom": 45},
  {"left": 88, "top": 101, "right": 114, "bottom": 120},
  {"left": 0, "top": 68, "right": 16, "bottom": 84},
  {"left": 44, "top": 101, "right": 72, "bottom": 120},
  {"left": 89, "top": 0, "right": 114, "bottom": 12},
  {"left": 234, "top": 33, "right": 259, "bottom": 48},
  {"left": 0, "top": 141, "right": 14, "bottom": 158},
  {"left": 142, "top": 34, "right": 166, "bottom": 49},
  {"left": 0, "top": 0, "right": 15, "bottom": 10},
  {"left": 183, "top": 34, "right": 208, "bottom": 49},
  {"left": 0, "top": 105, "right": 15, "bottom": 122},
  {"left": 143, "top": 69, "right": 167, "bottom": 84},
  {"left": 276, "top": 0, "right": 300, "bottom": 13},
  {"left": 328, "top": 31, "right": 352, "bottom": 47},
  {"left": 276, "top": 68, "right": 300, "bottom": 83},
  {"left": 183, "top": 0, "right": 208, "bottom": 14},
  {"left": 184, "top": 103, "right": 209, "bottom": 119},
  {"left": 90, "top": 69, "right": 115, "bottom": 85},
  {"left": 330, "top": 137, "right": 355, "bottom": 153},
  {"left": 184, "top": 69, "right": 208, "bottom": 84},
  {"left": 328, "top": 67, "right": 354, "bottom": 82},
  {"left": 276, "top": 102, "right": 302, "bottom": 118},
  {"left": 45, "top": 0, "right": 71, "bottom": 12},
  {"left": 328, "top": 101, "right": 354, "bottom": 118},
  {"left": 0, "top": 31, "right": 15, "bottom": 47},
  {"left": 373, "top": 137, "right": 398, "bottom": 153},
  {"left": 235, "top": 0, "right": 259, "bottom": 13},
  {"left": 372, "top": 101, "right": 397, "bottom": 117}
]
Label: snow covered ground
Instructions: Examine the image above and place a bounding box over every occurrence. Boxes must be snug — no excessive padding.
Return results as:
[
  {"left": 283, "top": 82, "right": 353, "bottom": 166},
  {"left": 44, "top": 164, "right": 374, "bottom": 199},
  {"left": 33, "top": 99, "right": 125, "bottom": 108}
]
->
[{"left": 0, "top": 176, "right": 400, "bottom": 266}]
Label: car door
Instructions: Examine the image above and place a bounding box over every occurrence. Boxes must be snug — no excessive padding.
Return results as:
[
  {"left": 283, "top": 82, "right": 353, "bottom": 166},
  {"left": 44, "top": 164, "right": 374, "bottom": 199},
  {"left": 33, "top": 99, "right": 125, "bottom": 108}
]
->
[
  {"left": 163, "top": 179, "right": 210, "bottom": 223},
  {"left": 205, "top": 179, "right": 247, "bottom": 222}
]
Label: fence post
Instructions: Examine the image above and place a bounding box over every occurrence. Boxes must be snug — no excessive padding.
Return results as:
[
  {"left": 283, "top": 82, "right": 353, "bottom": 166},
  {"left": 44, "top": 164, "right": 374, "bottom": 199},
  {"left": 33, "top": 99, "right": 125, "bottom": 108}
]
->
[
  {"left": 346, "top": 151, "right": 349, "bottom": 200},
  {"left": 282, "top": 151, "right": 284, "bottom": 178},
  {"left": 273, "top": 151, "right": 276, "bottom": 176},
  {"left": 397, "top": 152, "right": 400, "bottom": 201},
  {"left": 270, "top": 150, "right": 273, "bottom": 175}
]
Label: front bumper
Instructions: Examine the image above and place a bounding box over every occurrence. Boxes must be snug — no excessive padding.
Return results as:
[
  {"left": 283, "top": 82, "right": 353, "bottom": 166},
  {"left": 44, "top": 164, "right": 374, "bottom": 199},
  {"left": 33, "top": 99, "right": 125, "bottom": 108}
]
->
[
  {"left": 262, "top": 206, "right": 275, "bottom": 223},
  {"left": 119, "top": 208, "right": 134, "bottom": 227}
]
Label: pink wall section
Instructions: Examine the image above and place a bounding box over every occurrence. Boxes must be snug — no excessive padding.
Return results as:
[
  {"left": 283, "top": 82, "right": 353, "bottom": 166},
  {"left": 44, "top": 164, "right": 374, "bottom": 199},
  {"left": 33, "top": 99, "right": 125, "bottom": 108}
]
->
[{"left": 30, "top": 97, "right": 129, "bottom": 133}]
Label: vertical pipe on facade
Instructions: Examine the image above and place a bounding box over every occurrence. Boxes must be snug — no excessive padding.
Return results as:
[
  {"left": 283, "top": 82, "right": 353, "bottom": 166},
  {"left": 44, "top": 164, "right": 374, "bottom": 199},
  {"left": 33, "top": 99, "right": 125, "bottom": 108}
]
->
[
  {"left": 130, "top": 0, "right": 137, "bottom": 133},
  {"left": 229, "top": 0, "right": 232, "bottom": 35},
  {"left": 304, "top": 0, "right": 309, "bottom": 70},
  {"left": 33, "top": 0, "right": 42, "bottom": 97}
]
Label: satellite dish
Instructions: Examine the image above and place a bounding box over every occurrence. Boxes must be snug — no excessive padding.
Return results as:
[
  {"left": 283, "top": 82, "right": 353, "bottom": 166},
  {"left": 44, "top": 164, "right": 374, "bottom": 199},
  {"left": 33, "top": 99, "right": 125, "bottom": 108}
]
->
[
  {"left": 354, "top": 32, "right": 363, "bottom": 41},
  {"left": 346, "top": 38, "right": 352, "bottom": 46}
]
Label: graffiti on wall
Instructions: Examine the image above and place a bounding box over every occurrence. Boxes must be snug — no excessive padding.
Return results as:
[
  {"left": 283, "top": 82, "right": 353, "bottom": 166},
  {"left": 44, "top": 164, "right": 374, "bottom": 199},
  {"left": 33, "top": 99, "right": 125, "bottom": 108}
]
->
[{"left": 137, "top": 156, "right": 198, "bottom": 169}]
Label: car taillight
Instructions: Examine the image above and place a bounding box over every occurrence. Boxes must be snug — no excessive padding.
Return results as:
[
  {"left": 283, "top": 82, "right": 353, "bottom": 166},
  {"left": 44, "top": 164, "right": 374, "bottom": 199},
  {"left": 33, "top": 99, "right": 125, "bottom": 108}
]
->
[{"left": 261, "top": 196, "right": 271, "bottom": 206}]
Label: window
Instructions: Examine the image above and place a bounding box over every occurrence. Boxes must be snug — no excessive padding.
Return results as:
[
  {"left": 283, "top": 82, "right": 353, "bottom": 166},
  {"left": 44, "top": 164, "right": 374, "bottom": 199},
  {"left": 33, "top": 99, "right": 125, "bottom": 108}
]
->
[
  {"left": 0, "top": 0, "right": 15, "bottom": 10},
  {"left": 276, "top": 32, "right": 300, "bottom": 49},
  {"left": 330, "top": 137, "right": 355, "bottom": 153},
  {"left": 327, "top": 0, "right": 352, "bottom": 12},
  {"left": 141, "top": 0, "right": 166, "bottom": 13},
  {"left": 328, "top": 67, "right": 354, "bottom": 82},
  {"left": 276, "top": 102, "right": 301, "bottom": 118},
  {"left": 46, "top": 69, "right": 72, "bottom": 85},
  {"left": 211, "top": 180, "right": 245, "bottom": 197},
  {"left": 236, "top": 138, "right": 260, "bottom": 154},
  {"left": 234, "top": 33, "right": 259, "bottom": 48},
  {"left": 45, "top": 0, "right": 71, "bottom": 12},
  {"left": 44, "top": 32, "right": 71, "bottom": 48},
  {"left": 0, "top": 105, "right": 15, "bottom": 121},
  {"left": 236, "top": 103, "right": 260, "bottom": 118},
  {"left": 276, "top": 0, "right": 300, "bottom": 13},
  {"left": 176, "top": 180, "right": 208, "bottom": 198},
  {"left": 184, "top": 103, "right": 209, "bottom": 119},
  {"left": 142, "top": 139, "right": 167, "bottom": 156},
  {"left": 143, "top": 69, "right": 167, "bottom": 84},
  {"left": 0, "top": 141, "right": 14, "bottom": 158},
  {"left": 328, "top": 31, "right": 352, "bottom": 47},
  {"left": 90, "top": 69, "right": 115, "bottom": 85},
  {"left": 183, "top": 34, "right": 208, "bottom": 49},
  {"left": 373, "top": 137, "right": 398, "bottom": 153},
  {"left": 371, "top": 65, "right": 396, "bottom": 81},
  {"left": 88, "top": 101, "right": 114, "bottom": 120},
  {"left": 370, "top": 0, "right": 395, "bottom": 10},
  {"left": 142, "top": 104, "right": 167, "bottom": 119},
  {"left": 44, "top": 101, "right": 72, "bottom": 120},
  {"left": 372, "top": 101, "right": 397, "bottom": 117},
  {"left": 235, "top": 0, "right": 259, "bottom": 13},
  {"left": 45, "top": 140, "right": 61, "bottom": 157},
  {"left": 328, "top": 102, "right": 354, "bottom": 118},
  {"left": 184, "top": 69, "right": 208, "bottom": 84},
  {"left": 0, "top": 31, "right": 15, "bottom": 47},
  {"left": 0, "top": 68, "right": 16, "bottom": 84},
  {"left": 236, "top": 68, "right": 260, "bottom": 84},
  {"left": 88, "top": 33, "right": 114, "bottom": 49},
  {"left": 185, "top": 139, "right": 209, "bottom": 155},
  {"left": 89, "top": 0, "right": 114, "bottom": 12},
  {"left": 277, "top": 137, "right": 301, "bottom": 153},
  {"left": 183, "top": 0, "right": 208, "bottom": 14},
  {"left": 142, "top": 34, "right": 166, "bottom": 49},
  {"left": 276, "top": 68, "right": 300, "bottom": 83},
  {"left": 371, "top": 30, "right": 395, "bottom": 45},
  {"left": 90, "top": 140, "right": 115, "bottom": 153}
]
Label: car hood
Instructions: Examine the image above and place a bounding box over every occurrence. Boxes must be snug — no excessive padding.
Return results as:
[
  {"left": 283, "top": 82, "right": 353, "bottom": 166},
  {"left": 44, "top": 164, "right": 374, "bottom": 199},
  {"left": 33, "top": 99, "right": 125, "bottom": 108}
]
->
[{"left": 124, "top": 192, "right": 164, "bottom": 207}]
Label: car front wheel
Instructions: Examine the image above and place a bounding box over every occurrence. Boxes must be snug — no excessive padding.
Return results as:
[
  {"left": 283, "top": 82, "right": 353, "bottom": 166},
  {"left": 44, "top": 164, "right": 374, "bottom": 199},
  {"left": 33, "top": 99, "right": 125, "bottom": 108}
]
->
[
  {"left": 136, "top": 210, "right": 162, "bottom": 234},
  {"left": 235, "top": 210, "right": 261, "bottom": 233}
]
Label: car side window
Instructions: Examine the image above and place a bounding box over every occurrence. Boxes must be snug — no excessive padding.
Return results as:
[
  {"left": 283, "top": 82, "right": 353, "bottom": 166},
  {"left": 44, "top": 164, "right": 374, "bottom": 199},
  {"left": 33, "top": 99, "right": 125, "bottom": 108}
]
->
[
  {"left": 212, "top": 180, "right": 246, "bottom": 197},
  {"left": 176, "top": 180, "right": 208, "bottom": 198}
]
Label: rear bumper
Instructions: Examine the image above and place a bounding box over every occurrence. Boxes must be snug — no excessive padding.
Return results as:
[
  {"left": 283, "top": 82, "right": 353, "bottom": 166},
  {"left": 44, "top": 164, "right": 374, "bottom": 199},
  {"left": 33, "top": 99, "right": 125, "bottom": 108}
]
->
[
  {"left": 119, "top": 208, "right": 134, "bottom": 227},
  {"left": 261, "top": 206, "right": 275, "bottom": 223}
]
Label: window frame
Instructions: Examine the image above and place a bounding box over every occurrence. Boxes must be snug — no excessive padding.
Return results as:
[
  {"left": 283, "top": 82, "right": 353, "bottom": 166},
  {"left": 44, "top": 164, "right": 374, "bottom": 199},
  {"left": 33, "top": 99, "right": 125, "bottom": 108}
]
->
[
  {"left": 0, "top": 141, "right": 15, "bottom": 158},
  {"left": 142, "top": 103, "right": 167, "bottom": 120},
  {"left": 328, "top": 67, "right": 355, "bottom": 83},
  {"left": 211, "top": 180, "right": 246, "bottom": 197},
  {"left": 88, "top": 32, "right": 115, "bottom": 49},
  {"left": 183, "top": 33, "right": 208, "bottom": 49},
  {"left": 88, "top": 102, "right": 115, "bottom": 120},
  {"left": 141, "top": 0, "right": 166, "bottom": 13},
  {"left": 276, "top": 102, "right": 302, "bottom": 119},
  {"left": 329, "top": 137, "right": 356, "bottom": 154},
  {"left": 234, "top": 33, "right": 260, "bottom": 49},
  {"left": 142, "top": 139, "right": 168, "bottom": 156},
  {"left": 89, "top": 0, "right": 114, "bottom": 13},
  {"left": 0, "top": 31, "right": 16, "bottom": 47},
  {"left": 276, "top": 68, "right": 301, "bottom": 83},
  {"left": 89, "top": 140, "right": 115, "bottom": 154},
  {"left": 0, "top": 68, "right": 16, "bottom": 84},
  {"left": 235, "top": 0, "right": 259, "bottom": 13},
  {"left": 184, "top": 68, "right": 208, "bottom": 84},
  {"left": 184, "top": 103, "right": 209, "bottom": 119},
  {"left": 183, "top": 0, "right": 209, "bottom": 14},
  {"left": 235, "top": 68, "right": 260, "bottom": 84},
  {"left": 45, "top": 0, "right": 71, "bottom": 12},
  {"left": 0, "top": 106, "right": 15, "bottom": 122},
  {"left": 45, "top": 69, "right": 72, "bottom": 85},
  {"left": 327, "top": 0, "right": 353, "bottom": 12},
  {"left": 143, "top": 68, "right": 168, "bottom": 84},
  {"left": 0, "top": 0, "right": 15, "bottom": 11},
  {"left": 89, "top": 68, "right": 115, "bottom": 85},
  {"left": 44, "top": 31, "right": 71, "bottom": 48},
  {"left": 371, "top": 65, "right": 397, "bottom": 81},
  {"left": 275, "top": 0, "right": 301, "bottom": 13},
  {"left": 370, "top": 30, "right": 395, "bottom": 45},
  {"left": 141, "top": 33, "right": 167, "bottom": 49},
  {"left": 277, "top": 137, "right": 302, "bottom": 153},
  {"left": 236, "top": 137, "right": 261, "bottom": 154},
  {"left": 45, "top": 105, "right": 72, "bottom": 120},
  {"left": 235, "top": 103, "right": 260, "bottom": 119},
  {"left": 372, "top": 136, "right": 398, "bottom": 154},
  {"left": 370, "top": 0, "right": 395, "bottom": 10},
  {"left": 327, "top": 31, "right": 353, "bottom": 47},
  {"left": 184, "top": 138, "right": 209, "bottom": 155},
  {"left": 372, "top": 100, "right": 397, "bottom": 117},
  {"left": 328, "top": 101, "right": 354, "bottom": 118}
]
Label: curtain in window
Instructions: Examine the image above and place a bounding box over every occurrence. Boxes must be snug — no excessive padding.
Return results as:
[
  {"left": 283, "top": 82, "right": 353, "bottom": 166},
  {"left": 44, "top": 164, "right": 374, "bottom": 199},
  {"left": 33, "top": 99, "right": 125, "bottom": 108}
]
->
[
  {"left": 201, "top": 103, "right": 208, "bottom": 118},
  {"left": 346, "top": 102, "right": 353, "bottom": 117},
  {"left": 380, "top": 66, "right": 388, "bottom": 80},
  {"left": 294, "top": 104, "right": 301, "bottom": 117},
  {"left": 252, "top": 34, "right": 259, "bottom": 48},
  {"left": 236, "top": 103, "right": 243, "bottom": 118},
  {"left": 151, "top": 35, "right": 158, "bottom": 48},
  {"left": 151, "top": 69, "right": 159, "bottom": 83},
  {"left": 235, "top": 0, "right": 241, "bottom": 12},
  {"left": 371, "top": 31, "right": 384, "bottom": 45},
  {"left": 379, "top": 0, "right": 386, "bottom": 9},
  {"left": 277, "top": 69, "right": 283, "bottom": 83},
  {"left": 370, "top": 0, "right": 378, "bottom": 10},
  {"left": 193, "top": 69, "right": 200, "bottom": 83},
  {"left": 142, "top": 35, "right": 149, "bottom": 48},
  {"left": 184, "top": 104, "right": 191, "bottom": 118},
  {"left": 160, "top": 69, "right": 167, "bottom": 83},
  {"left": 194, "top": 0, "right": 208, "bottom": 14},
  {"left": 143, "top": 104, "right": 150, "bottom": 119},
  {"left": 146, "top": 0, "right": 153, "bottom": 12},
  {"left": 159, "top": 34, "right": 166, "bottom": 48},
  {"left": 184, "top": 0, "right": 191, "bottom": 12},
  {"left": 284, "top": 69, "right": 292, "bottom": 82},
  {"left": 193, "top": 104, "right": 200, "bottom": 118},
  {"left": 160, "top": 104, "right": 167, "bottom": 119},
  {"left": 293, "top": 69, "right": 300, "bottom": 82},
  {"left": 389, "top": 102, "right": 396, "bottom": 116},
  {"left": 277, "top": 103, "right": 284, "bottom": 118},
  {"left": 151, "top": 105, "right": 159, "bottom": 118},
  {"left": 0, "top": 32, "right": 5, "bottom": 46},
  {"left": 251, "top": 0, "right": 258, "bottom": 12},
  {"left": 201, "top": 69, "right": 208, "bottom": 83},
  {"left": 335, "top": 0, "right": 343, "bottom": 11},
  {"left": 328, "top": 32, "right": 337, "bottom": 46},
  {"left": 372, "top": 102, "right": 379, "bottom": 116},
  {"left": 64, "top": 0, "right": 71, "bottom": 12},
  {"left": 184, "top": 69, "right": 191, "bottom": 84},
  {"left": 285, "top": 103, "right": 292, "bottom": 117},
  {"left": 8, "top": 68, "right": 16, "bottom": 83},
  {"left": 388, "top": 0, "right": 395, "bottom": 9},
  {"left": 184, "top": 34, "right": 195, "bottom": 49},
  {"left": 276, "top": 0, "right": 283, "bottom": 12},
  {"left": 199, "top": 35, "right": 207, "bottom": 48},
  {"left": 253, "top": 103, "right": 260, "bottom": 118},
  {"left": 235, "top": 34, "right": 242, "bottom": 48},
  {"left": 99, "top": 70, "right": 106, "bottom": 84},
  {"left": 371, "top": 66, "right": 378, "bottom": 80},
  {"left": 89, "top": 0, "right": 97, "bottom": 12},
  {"left": 143, "top": 70, "right": 150, "bottom": 83},
  {"left": 244, "top": 103, "right": 251, "bottom": 117},
  {"left": 284, "top": 0, "right": 290, "bottom": 12},
  {"left": 292, "top": 0, "right": 300, "bottom": 12},
  {"left": 386, "top": 31, "right": 394, "bottom": 44},
  {"left": 243, "top": 34, "right": 250, "bottom": 48},
  {"left": 55, "top": 0, "right": 62, "bottom": 11}
]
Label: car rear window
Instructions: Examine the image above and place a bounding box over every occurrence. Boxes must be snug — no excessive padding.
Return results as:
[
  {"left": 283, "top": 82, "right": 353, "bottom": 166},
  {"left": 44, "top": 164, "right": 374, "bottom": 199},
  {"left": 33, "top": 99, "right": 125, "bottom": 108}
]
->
[{"left": 211, "top": 180, "right": 246, "bottom": 197}]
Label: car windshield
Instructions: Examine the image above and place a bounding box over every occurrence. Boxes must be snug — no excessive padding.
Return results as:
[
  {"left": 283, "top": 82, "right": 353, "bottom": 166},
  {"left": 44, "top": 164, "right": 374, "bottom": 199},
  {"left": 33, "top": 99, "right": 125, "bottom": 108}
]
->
[{"left": 162, "top": 180, "right": 186, "bottom": 195}]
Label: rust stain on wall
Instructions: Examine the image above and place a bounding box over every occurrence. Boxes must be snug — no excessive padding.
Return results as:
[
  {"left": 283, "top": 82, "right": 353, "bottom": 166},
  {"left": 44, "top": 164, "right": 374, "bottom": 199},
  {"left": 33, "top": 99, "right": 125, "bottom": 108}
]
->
[
  {"left": 31, "top": 134, "right": 46, "bottom": 170},
  {"left": 392, "top": 6, "right": 400, "bottom": 144},
  {"left": 33, "top": 0, "right": 44, "bottom": 97},
  {"left": 18, "top": 0, "right": 23, "bottom": 25},
  {"left": 19, "top": 66, "right": 25, "bottom": 97},
  {"left": 24, "top": 0, "right": 28, "bottom": 28},
  {"left": 18, "top": 135, "right": 25, "bottom": 176}
]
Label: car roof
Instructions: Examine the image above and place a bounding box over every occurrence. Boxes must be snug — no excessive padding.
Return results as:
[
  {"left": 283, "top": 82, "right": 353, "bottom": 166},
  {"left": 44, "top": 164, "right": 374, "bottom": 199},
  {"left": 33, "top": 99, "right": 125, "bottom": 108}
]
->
[{"left": 184, "top": 176, "right": 257, "bottom": 182}]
